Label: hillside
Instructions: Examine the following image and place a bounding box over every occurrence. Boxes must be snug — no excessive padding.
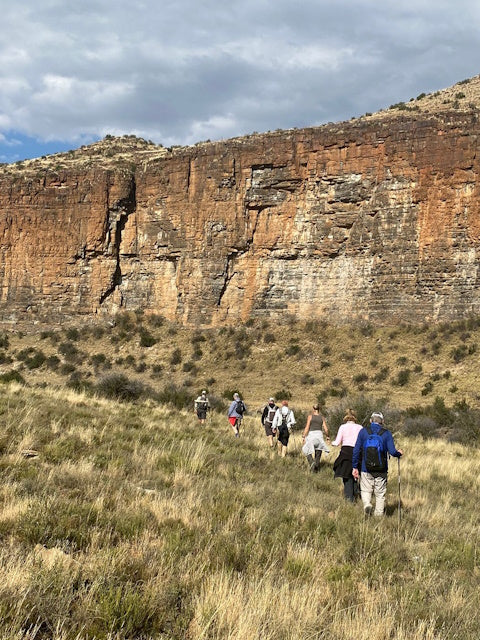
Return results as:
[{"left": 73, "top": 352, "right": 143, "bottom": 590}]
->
[
  {"left": 0, "top": 381, "right": 478, "bottom": 639},
  {"left": 0, "top": 314, "right": 479, "bottom": 424}
]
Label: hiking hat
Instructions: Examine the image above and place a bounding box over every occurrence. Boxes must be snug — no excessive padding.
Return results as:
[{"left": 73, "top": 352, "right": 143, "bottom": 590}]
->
[
  {"left": 233, "top": 393, "right": 240, "bottom": 400},
  {"left": 201, "top": 390, "right": 206, "bottom": 395},
  {"left": 269, "top": 397, "right": 275, "bottom": 402},
  {"left": 371, "top": 411, "right": 384, "bottom": 423}
]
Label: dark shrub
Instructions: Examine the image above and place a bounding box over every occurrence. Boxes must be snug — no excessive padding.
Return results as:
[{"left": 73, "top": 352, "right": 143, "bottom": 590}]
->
[
  {"left": 96, "top": 374, "right": 151, "bottom": 402},
  {"left": 139, "top": 330, "right": 157, "bottom": 348},
  {"left": 46, "top": 355, "right": 60, "bottom": 370},
  {"left": 403, "top": 416, "right": 437, "bottom": 438},
  {"left": 0, "top": 334, "right": 10, "bottom": 349},
  {"left": 65, "top": 327, "right": 80, "bottom": 341},
  {"left": 264, "top": 332, "right": 276, "bottom": 344},
  {"left": 170, "top": 348, "right": 182, "bottom": 365},
  {"left": 393, "top": 369, "right": 411, "bottom": 386},
  {"left": 421, "top": 381, "right": 434, "bottom": 396},
  {"left": 157, "top": 384, "right": 194, "bottom": 410},
  {"left": 0, "top": 370, "right": 24, "bottom": 384},
  {"left": 58, "top": 341, "right": 79, "bottom": 362}
]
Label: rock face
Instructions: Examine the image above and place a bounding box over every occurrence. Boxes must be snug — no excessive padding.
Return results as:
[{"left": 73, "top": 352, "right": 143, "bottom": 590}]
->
[{"left": 1, "top": 112, "right": 480, "bottom": 326}]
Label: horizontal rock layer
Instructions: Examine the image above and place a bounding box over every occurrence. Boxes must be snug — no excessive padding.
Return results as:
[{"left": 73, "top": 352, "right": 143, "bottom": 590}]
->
[{"left": 1, "top": 113, "right": 480, "bottom": 325}]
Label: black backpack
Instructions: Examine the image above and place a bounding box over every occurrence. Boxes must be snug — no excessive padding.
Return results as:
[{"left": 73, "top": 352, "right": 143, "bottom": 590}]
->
[{"left": 236, "top": 400, "right": 245, "bottom": 415}]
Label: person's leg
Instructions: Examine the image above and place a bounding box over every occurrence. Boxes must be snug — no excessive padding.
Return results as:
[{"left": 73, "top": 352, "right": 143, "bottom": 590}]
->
[
  {"left": 360, "top": 472, "right": 374, "bottom": 514},
  {"left": 281, "top": 444, "right": 287, "bottom": 457},
  {"left": 314, "top": 448, "right": 322, "bottom": 471},
  {"left": 343, "top": 477, "right": 355, "bottom": 502},
  {"left": 373, "top": 476, "right": 387, "bottom": 516}
]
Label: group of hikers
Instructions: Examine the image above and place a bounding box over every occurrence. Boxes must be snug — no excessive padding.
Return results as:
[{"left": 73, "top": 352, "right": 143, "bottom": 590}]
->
[{"left": 194, "top": 391, "right": 403, "bottom": 517}]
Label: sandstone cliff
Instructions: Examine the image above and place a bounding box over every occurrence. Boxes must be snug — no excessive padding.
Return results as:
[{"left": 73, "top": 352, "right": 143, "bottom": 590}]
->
[{"left": 2, "top": 77, "right": 480, "bottom": 326}]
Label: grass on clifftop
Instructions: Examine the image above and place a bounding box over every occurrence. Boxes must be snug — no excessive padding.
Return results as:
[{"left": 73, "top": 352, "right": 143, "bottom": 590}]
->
[{"left": 0, "top": 382, "right": 478, "bottom": 639}]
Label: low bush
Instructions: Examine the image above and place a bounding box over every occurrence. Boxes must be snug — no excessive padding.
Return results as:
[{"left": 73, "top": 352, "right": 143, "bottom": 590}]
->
[{"left": 95, "top": 374, "right": 152, "bottom": 402}]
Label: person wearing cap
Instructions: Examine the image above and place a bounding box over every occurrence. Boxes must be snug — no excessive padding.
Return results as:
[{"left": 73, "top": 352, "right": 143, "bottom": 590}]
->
[
  {"left": 302, "top": 404, "right": 330, "bottom": 471},
  {"left": 227, "top": 393, "right": 247, "bottom": 437},
  {"left": 261, "top": 397, "right": 279, "bottom": 448},
  {"left": 332, "top": 409, "right": 363, "bottom": 501},
  {"left": 352, "top": 411, "right": 403, "bottom": 516},
  {"left": 194, "top": 390, "right": 210, "bottom": 424},
  {"left": 271, "top": 401, "right": 296, "bottom": 457}
]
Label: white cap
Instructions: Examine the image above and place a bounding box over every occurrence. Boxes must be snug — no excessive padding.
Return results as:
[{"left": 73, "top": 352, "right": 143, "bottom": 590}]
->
[{"left": 371, "top": 411, "right": 384, "bottom": 422}]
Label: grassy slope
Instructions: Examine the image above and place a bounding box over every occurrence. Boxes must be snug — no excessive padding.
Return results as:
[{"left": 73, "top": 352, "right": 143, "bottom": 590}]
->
[
  {"left": 4, "top": 314, "right": 480, "bottom": 414},
  {"left": 0, "top": 382, "right": 478, "bottom": 639}
]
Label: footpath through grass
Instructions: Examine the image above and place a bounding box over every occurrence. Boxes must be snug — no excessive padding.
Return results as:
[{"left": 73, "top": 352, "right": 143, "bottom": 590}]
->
[{"left": 0, "top": 383, "right": 478, "bottom": 639}]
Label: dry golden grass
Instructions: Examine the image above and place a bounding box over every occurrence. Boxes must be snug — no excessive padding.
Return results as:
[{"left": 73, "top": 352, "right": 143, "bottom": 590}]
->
[{"left": 0, "top": 381, "right": 476, "bottom": 638}]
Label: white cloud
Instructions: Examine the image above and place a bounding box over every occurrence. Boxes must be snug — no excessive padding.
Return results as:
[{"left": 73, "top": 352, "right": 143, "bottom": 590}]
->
[{"left": 1, "top": 0, "right": 480, "bottom": 158}]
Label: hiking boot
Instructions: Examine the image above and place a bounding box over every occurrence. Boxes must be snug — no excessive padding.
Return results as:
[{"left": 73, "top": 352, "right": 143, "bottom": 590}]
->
[
  {"left": 364, "top": 504, "right": 373, "bottom": 517},
  {"left": 306, "top": 454, "right": 316, "bottom": 472}
]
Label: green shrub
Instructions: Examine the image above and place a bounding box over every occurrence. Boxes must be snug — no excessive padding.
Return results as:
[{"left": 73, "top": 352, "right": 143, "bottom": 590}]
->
[
  {"left": 158, "top": 384, "right": 194, "bottom": 410},
  {"left": 393, "top": 369, "right": 411, "bottom": 386},
  {"left": 65, "top": 327, "right": 80, "bottom": 341},
  {"left": 170, "top": 348, "right": 182, "bottom": 365},
  {"left": 0, "top": 370, "right": 24, "bottom": 384},
  {"left": 58, "top": 341, "right": 79, "bottom": 362},
  {"left": 264, "top": 332, "right": 276, "bottom": 343},
  {"left": 0, "top": 334, "right": 9, "bottom": 349},
  {"left": 139, "top": 329, "right": 157, "bottom": 348},
  {"left": 96, "top": 374, "right": 151, "bottom": 402}
]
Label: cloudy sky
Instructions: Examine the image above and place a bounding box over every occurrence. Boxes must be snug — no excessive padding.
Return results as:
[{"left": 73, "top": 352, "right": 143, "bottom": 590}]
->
[{"left": 1, "top": 0, "right": 479, "bottom": 163}]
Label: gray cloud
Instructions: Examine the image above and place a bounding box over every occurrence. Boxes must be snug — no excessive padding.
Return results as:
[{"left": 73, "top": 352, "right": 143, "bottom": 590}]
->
[{"left": 1, "top": 0, "right": 480, "bottom": 157}]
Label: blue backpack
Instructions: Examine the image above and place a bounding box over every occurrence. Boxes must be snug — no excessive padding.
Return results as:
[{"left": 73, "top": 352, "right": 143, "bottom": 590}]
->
[{"left": 364, "top": 426, "right": 387, "bottom": 472}]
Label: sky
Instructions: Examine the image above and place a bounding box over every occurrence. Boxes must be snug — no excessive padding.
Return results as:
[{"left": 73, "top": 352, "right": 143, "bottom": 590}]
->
[{"left": 1, "top": 0, "right": 480, "bottom": 163}]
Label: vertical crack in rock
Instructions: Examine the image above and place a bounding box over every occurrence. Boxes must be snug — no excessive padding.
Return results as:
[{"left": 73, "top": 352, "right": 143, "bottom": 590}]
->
[
  {"left": 217, "top": 253, "right": 236, "bottom": 307},
  {"left": 99, "top": 177, "right": 136, "bottom": 305}
]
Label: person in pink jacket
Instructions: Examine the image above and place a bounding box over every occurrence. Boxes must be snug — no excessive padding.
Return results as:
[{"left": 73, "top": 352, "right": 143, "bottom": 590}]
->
[{"left": 332, "top": 409, "right": 363, "bottom": 502}]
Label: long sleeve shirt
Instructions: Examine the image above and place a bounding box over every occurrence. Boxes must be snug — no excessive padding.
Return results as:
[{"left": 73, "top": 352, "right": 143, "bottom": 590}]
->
[
  {"left": 352, "top": 422, "right": 402, "bottom": 473},
  {"left": 332, "top": 421, "right": 363, "bottom": 447}
]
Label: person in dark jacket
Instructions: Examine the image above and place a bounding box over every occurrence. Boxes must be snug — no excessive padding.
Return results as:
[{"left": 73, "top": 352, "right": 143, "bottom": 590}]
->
[{"left": 352, "top": 411, "right": 403, "bottom": 516}]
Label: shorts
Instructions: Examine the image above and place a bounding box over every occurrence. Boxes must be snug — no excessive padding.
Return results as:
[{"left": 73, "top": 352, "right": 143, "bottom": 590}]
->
[
  {"left": 264, "top": 421, "right": 274, "bottom": 436},
  {"left": 197, "top": 410, "right": 207, "bottom": 420},
  {"left": 229, "top": 416, "right": 238, "bottom": 427}
]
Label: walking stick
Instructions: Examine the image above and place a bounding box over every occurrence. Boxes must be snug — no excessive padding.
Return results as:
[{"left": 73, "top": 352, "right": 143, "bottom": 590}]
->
[{"left": 397, "top": 457, "right": 402, "bottom": 527}]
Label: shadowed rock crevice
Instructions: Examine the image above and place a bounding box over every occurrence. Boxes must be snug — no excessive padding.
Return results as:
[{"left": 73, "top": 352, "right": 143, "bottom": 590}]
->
[{"left": 99, "top": 177, "right": 137, "bottom": 306}]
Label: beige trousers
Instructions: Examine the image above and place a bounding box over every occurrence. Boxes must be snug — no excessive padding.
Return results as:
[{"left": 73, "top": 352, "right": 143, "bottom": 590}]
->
[{"left": 360, "top": 472, "right": 387, "bottom": 516}]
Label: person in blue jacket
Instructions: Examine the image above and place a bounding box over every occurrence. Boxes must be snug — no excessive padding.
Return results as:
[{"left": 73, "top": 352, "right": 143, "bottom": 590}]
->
[{"left": 352, "top": 411, "right": 403, "bottom": 517}]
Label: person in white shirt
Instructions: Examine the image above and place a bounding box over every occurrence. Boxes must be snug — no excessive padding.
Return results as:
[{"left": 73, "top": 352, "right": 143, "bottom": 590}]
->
[{"left": 272, "top": 401, "right": 296, "bottom": 457}]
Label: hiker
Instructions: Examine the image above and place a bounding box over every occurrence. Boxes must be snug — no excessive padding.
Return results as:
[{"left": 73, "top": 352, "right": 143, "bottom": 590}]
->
[
  {"left": 272, "top": 400, "right": 296, "bottom": 457},
  {"left": 332, "top": 409, "right": 363, "bottom": 501},
  {"left": 302, "top": 404, "right": 330, "bottom": 471},
  {"left": 227, "top": 392, "right": 247, "bottom": 437},
  {"left": 352, "top": 411, "right": 403, "bottom": 517},
  {"left": 194, "top": 390, "right": 210, "bottom": 424},
  {"left": 261, "top": 397, "right": 278, "bottom": 448}
]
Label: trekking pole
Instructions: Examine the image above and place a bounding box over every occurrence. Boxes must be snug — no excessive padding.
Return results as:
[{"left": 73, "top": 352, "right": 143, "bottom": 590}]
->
[{"left": 397, "top": 457, "right": 402, "bottom": 527}]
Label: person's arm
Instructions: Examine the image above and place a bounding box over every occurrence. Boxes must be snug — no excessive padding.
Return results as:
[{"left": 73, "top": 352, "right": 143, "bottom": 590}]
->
[
  {"left": 332, "top": 424, "right": 343, "bottom": 447},
  {"left": 386, "top": 431, "right": 403, "bottom": 457},
  {"left": 352, "top": 430, "right": 364, "bottom": 478},
  {"left": 322, "top": 417, "right": 330, "bottom": 442},
  {"left": 302, "top": 415, "right": 312, "bottom": 441}
]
